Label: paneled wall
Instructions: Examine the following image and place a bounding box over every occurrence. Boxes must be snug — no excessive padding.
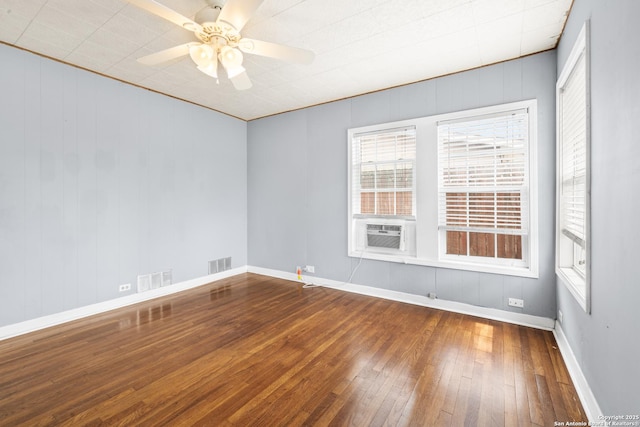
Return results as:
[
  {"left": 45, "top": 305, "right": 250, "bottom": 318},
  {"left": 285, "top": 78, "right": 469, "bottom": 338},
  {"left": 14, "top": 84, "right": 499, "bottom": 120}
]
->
[
  {"left": 248, "top": 50, "right": 557, "bottom": 318},
  {"left": 556, "top": 0, "right": 640, "bottom": 414},
  {"left": 0, "top": 44, "right": 247, "bottom": 327}
]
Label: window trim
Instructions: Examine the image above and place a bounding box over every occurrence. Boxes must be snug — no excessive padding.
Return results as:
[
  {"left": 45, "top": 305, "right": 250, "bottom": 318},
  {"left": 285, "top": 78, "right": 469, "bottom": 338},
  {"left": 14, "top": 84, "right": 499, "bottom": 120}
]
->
[
  {"left": 348, "top": 100, "right": 539, "bottom": 279},
  {"left": 350, "top": 125, "right": 417, "bottom": 219},
  {"left": 556, "top": 20, "right": 591, "bottom": 313},
  {"left": 437, "top": 109, "right": 532, "bottom": 269}
]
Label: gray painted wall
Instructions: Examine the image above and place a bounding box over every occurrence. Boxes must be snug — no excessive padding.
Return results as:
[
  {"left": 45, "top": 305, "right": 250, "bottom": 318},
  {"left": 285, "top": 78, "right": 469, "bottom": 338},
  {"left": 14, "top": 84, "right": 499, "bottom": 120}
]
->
[
  {"left": 248, "top": 50, "right": 558, "bottom": 319},
  {"left": 2, "top": 1, "right": 637, "bottom": 411},
  {"left": 0, "top": 44, "right": 247, "bottom": 327},
  {"left": 556, "top": 0, "right": 640, "bottom": 414}
]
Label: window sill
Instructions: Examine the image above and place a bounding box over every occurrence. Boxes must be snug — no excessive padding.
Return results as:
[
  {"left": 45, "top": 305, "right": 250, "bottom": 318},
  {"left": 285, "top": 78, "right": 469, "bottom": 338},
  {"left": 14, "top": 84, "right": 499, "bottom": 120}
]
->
[
  {"left": 348, "top": 250, "right": 538, "bottom": 279},
  {"left": 557, "top": 267, "right": 588, "bottom": 312}
]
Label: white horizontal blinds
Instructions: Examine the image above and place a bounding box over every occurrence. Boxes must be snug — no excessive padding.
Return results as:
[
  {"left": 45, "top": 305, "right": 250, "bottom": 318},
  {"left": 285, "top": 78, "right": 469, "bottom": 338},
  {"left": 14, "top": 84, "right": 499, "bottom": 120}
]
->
[
  {"left": 560, "top": 51, "right": 587, "bottom": 248},
  {"left": 438, "top": 110, "right": 529, "bottom": 235},
  {"left": 352, "top": 127, "right": 416, "bottom": 216}
]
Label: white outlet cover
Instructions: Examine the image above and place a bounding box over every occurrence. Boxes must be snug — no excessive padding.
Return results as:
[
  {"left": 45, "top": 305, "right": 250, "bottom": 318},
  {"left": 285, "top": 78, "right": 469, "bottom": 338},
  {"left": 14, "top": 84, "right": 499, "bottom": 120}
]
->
[{"left": 508, "top": 297, "right": 524, "bottom": 308}]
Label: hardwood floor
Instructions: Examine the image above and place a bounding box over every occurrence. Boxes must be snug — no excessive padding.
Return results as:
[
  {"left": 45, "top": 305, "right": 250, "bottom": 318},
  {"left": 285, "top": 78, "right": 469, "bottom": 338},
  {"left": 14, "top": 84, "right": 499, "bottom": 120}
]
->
[{"left": 0, "top": 273, "right": 586, "bottom": 426}]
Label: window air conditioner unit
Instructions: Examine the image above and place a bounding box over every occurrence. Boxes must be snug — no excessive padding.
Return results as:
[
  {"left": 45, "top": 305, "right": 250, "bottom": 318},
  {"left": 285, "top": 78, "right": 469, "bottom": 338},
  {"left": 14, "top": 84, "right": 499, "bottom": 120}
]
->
[
  {"left": 366, "top": 223, "right": 403, "bottom": 250},
  {"left": 353, "top": 219, "right": 415, "bottom": 255}
]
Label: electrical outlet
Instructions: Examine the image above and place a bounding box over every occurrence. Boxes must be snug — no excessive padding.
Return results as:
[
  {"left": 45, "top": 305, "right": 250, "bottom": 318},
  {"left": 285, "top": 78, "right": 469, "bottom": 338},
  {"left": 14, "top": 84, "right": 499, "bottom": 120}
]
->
[
  {"left": 508, "top": 297, "right": 524, "bottom": 308},
  {"left": 119, "top": 283, "right": 131, "bottom": 292},
  {"left": 305, "top": 265, "right": 315, "bottom": 273}
]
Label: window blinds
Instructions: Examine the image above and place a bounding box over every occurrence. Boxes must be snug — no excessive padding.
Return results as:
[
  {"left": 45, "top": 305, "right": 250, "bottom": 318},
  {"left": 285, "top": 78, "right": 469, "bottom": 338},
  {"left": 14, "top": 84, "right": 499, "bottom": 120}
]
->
[
  {"left": 438, "top": 111, "right": 529, "bottom": 235},
  {"left": 352, "top": 127, "right": 416, "bottom": 217},
  {"left": 560, "top": 51, "right": 587, "bottom": 247}
]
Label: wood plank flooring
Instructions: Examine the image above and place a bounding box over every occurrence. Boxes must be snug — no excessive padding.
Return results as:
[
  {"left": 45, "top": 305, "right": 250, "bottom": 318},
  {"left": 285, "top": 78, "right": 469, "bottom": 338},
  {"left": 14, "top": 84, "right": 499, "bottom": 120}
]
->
[{"left": 0, "top": 273, "right": 586, "bottom": 426}]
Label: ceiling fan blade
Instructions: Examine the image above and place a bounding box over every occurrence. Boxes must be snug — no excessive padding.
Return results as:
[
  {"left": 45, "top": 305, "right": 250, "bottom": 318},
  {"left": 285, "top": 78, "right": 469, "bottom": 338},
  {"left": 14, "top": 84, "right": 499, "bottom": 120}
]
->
[
  {"left": 238, "top": 38, "right": 315, "bottom": 65},
  {"left": 138, "top": 43, "right": 196, "bottom": 65},
  {"left": 127, "top": 0, "right": 203, "bottom": 33},
  {"left": 229, "top": 69, "right": 253, "bottom": 90},
  {"left": 216, "top": 0, "right": 264, "bottom": 31}
]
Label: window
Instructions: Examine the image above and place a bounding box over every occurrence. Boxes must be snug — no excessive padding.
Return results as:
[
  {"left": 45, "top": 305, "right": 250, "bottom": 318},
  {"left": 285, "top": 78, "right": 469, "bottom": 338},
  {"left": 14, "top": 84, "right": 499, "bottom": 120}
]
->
[
  {"left": 351, "top": 126, "right": 416, "bottom": 218},
  {"left": 348, "top": 100, "right": 538, "bottom": 278},
  {"left": 556, "top": 21, "right": 590, "bottom": 313},
  {"left": 438, "top": 111, "right": 530, "bottom": 267}
]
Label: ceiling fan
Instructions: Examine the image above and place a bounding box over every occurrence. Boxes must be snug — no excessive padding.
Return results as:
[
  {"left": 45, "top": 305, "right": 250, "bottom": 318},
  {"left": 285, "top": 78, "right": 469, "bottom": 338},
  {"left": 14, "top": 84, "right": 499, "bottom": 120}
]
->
[{"left": 127, "top": 0, "right": 315, "bottom": 90}]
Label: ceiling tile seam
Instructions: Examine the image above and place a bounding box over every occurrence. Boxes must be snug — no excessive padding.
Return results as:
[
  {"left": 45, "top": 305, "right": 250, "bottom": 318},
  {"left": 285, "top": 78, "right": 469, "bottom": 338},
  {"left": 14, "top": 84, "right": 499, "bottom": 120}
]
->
[
  {"left": 45, "top": 2, "right": 127, "bottom": 63},
  {"left": 101, "top": 7, "right": 184, "bottom": 76},
  {"left": 14, "top": 0, "right": 49, "bottom": 46}
]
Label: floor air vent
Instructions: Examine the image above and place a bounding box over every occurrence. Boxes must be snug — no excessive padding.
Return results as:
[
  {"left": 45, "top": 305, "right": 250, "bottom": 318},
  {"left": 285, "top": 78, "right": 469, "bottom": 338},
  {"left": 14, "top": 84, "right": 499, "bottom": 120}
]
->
[{"left": 209, "top": 257, "right": 232, "bottom": 274}]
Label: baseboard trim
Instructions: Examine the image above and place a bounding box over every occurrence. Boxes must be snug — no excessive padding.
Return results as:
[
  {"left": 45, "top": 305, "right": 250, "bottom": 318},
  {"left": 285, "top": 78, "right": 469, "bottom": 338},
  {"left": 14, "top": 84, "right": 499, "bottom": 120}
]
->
[
  {"left": 248, "top": 266, "right": 555, "bottom": 331},
  {"left": 0, "top": 266, "right": 248, "bottom": 341},
  {"left": 553, "top": 321, "right": 602, "bottom": 421}
]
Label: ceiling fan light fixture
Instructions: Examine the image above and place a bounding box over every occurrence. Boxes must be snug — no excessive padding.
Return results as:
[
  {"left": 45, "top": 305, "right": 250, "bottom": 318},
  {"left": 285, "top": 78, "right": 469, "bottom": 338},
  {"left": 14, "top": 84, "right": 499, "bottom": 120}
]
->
[
  {"left": 189, "top": 44, "right": 214, "bottom": 67},
  {"left": 197, "top": 57, "right": 218, "bottom": 79},
  {"left": 220, "top": 46, "right": 243, "bottom": 68}
]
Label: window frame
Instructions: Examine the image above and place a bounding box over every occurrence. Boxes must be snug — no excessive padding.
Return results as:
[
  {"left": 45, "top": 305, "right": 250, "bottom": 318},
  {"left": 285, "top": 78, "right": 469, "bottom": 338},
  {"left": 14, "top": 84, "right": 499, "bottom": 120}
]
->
[
  {"left": 350, "top": 125, "right": 417, "bottom": 219},
  {"left": 556, "top": 20, "right": 591, "bottom": 313},
  {"left": 437, "top": 109, "right": 531, "bottom": 269},
  {"left": 348, "top": 100, "right": 539, "bottom": 278}
]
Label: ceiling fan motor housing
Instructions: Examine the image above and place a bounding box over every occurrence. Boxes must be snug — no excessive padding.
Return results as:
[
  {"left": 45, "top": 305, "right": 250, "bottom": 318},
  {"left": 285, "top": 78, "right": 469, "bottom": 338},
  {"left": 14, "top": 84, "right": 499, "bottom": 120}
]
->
[
  {"left": 195, "top": 5, "right": 221, "bottom": 25},
  {"left": 194, "top": 7, "right": 240, "bottom": 47}
]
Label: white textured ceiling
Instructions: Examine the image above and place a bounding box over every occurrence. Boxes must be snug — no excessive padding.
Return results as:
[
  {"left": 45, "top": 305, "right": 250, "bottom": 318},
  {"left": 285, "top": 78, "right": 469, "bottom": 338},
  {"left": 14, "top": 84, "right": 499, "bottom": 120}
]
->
[{"left": 0, "top": 0, "right": 572, "bottom": 120}]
